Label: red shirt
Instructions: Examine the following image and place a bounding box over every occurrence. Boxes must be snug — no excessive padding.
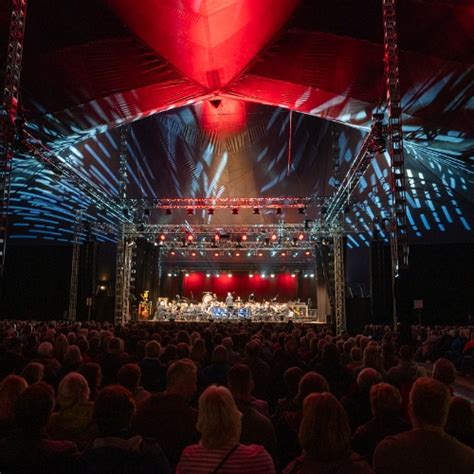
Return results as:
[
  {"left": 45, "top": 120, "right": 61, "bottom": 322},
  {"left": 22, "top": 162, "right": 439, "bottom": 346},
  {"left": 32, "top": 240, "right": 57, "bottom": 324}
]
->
[{"left": 176, "top": 443, "right": 275, "bottom": 474}]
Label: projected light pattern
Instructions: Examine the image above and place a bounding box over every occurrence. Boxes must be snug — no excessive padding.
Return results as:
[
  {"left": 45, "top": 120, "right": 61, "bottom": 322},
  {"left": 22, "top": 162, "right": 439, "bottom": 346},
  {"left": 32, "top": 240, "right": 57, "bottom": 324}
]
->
[{"left": 8, "top": 103, "right": 474, "bottom": 245}]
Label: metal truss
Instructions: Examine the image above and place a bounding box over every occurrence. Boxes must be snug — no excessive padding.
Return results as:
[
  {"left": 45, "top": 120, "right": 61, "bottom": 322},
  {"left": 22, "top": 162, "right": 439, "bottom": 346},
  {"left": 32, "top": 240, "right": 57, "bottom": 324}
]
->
[
  {"left": 0, "top": 0, "right": 27, "bottom": 277},
  {"left": 122, "top": 196, "right": 328, "bottom": 210},
  {"left": 323, "top": 120, "right": 385, "bottom": 228},
  {"left": 68, "top": 211, "right": 82, "bottom": 321},
  {"left": 383, "top": 0, "right": 409, "bottom": 275},
  {"left": 118, "top": 126, "right": 128, "bottom": 201},
  {"left": 333, "top": 233, "right": 347, "bottom": 334},
  {"left": 114, "top": 225, "right": 134, "bottom": 325},
  {"left": 156, "top": 241, "right": 317, "bottom": 252}
]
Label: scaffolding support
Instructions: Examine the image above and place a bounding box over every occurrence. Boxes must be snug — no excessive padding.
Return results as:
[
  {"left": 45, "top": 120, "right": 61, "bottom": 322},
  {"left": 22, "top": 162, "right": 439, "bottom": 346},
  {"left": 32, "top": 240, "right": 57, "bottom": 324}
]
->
[
  {"left": 114, "top": 228, "right": 134, "bottom": 325},
  {"left": 68, "top": 212, "right": 82, "bottom": 321},
  {"left": 383, "top": 0, "right": 409, "bottom": 277},
  {"left": 333, "top": 234, "right": 346, "bottom": 334},
  {"left": 0, "top": 0, "right": 27, "bottom": 277}
]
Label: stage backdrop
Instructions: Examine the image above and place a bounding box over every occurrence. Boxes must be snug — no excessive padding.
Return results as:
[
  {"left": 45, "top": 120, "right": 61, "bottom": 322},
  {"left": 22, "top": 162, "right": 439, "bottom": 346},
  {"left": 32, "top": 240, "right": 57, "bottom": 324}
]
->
[{"left": 175, "top": 272, "right": 303, "bottom": 302}]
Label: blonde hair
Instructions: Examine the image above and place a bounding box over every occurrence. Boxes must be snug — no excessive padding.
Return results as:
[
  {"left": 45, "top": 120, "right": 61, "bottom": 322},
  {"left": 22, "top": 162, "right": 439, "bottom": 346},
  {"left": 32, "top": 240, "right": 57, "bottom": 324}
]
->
[
  {"left": 0, "top": 375, "right": 28, "bottom": 422},
  {"left": 299, "top": 392, "right": 351, "bottom": 462},
  {"left": 57, "top": 372, "right": 90, "bottom": 409},
  {"left": 197, "top": 385, "right": 241, "bottom": 449}
]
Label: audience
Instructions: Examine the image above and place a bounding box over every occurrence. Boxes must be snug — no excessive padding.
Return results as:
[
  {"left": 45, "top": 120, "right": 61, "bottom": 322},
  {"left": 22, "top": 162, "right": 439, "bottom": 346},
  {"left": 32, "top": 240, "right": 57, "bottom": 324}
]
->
[
  {"left": 373, "top": 377, "right": 474, "bottom": 473},
  {"left": 0, "top": 319, "right": 472, "bottom": 473},
  {"left": 177, "top": 385, "right": 275, "bottom": 473}
]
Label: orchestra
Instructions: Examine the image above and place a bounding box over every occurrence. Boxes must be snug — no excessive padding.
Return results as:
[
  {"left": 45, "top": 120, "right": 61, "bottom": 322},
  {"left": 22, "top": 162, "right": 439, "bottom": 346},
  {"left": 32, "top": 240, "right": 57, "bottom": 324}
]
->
[{"left": 149, "top": 293, "right": 308, "bottom": 322}]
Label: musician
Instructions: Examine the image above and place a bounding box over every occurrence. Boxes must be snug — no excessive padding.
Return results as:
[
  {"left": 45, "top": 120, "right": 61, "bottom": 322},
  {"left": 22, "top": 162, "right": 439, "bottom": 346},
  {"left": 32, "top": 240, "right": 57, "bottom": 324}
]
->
[{"left": 225, "top": 292, "right": 234, "bottom": 307}]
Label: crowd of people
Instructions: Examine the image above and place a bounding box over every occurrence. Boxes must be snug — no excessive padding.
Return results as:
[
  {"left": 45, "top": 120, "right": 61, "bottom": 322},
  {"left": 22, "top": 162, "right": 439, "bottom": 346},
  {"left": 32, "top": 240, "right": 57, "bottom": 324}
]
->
[{"left": 0, "top": 319, "right": 473, "bottom": 473}]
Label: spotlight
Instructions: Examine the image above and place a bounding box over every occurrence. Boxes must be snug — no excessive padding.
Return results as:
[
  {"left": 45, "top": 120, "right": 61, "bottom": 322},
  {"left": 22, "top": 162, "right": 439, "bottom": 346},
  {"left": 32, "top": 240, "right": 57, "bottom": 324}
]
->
[
  {"left": 281, "top": 252, "right": 286, "bottom": 257},
  {"left": 187, "top": 208, "right": 194, "bottom": 215},
  {"left": 271, "top": 234, "right": 278, "bottom": 241},
  {"left": 270, "top": 273, "right": 275, "bottom": 278},
  {"left": 170, "top": 250, "right": 176, "bottom": 256},
  {"left": 214, "top": 233, "right": 220, "bottom": 241},
  {"left": 228, "top": 272, "right": 232, "bottom": 277},
  {"left": 185, "top": 273, "right": 190, "bottom": 277},
  {"left": 209, "top": 99, "right": 222, "bottom": 109},
  {"left": 167, "top": 273, "right": 172, "bottom": 277},
  {"left": 258, "top": 252, "right": 263, "bottom": 257},
  {"left": 241, "top": 234, "right": 248, "bottom": 241},
  {"left": 310, "top": 273, "right": 315, "bottom": 278},
  {"left": 261, "top": 273, "right": 266, "bottom": 278},
  {"left": 232, "top": 208, "right": 239, "bottom": 215},
  {"left": 208, "top": 208, "right": 214, "bottom": 215},
  {"left": 214, "top": 252, "right": 219, "bottom": 257},
  {"left": 206, "top": 273, "right": 211, "bottom": 277},
  {"left": 187, "top": 234, "right": 194, "bottom": 242},
  {"left": 191, "top": 252, "right": 196, "bottom": 257},
  {"left": 236, "top": 252, "right": 240, "bottom": 257},
  {"left": 305, "top": 251, "right": 311, "bottom": 256},
  {"left": 276, "top": 207, "right": 282, "bottom": 215},
  {"left": 249, "top": 272, "right": 254, "bottom": 278},
  {"left": 216, "top": 273, "right": 220, "bottom": 278},
  {"left": 291, "top": 273, "right": 296, "bottom": 278},
  {"left": 165, "top": 209, "right": 172, "bottom": 215},
  {"left": 298, "top": 233, "right": 304, "bottom": 241},
  {"left": 253, "top": 208, "right": 260, "bottom": 215},
  {"left": 160, "top": 234, "right": 166, "bottom": 241}
]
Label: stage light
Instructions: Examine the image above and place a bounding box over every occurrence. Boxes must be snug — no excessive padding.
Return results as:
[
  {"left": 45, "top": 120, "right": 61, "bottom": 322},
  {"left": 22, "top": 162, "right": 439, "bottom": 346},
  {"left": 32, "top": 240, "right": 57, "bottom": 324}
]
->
[
  {"left": 247, "top": 251, "right": 252, "bottom": 257},
  {"left": 298, "top": 233, "right": 304, "bottom": 241},
  {"left": 281, "top": 252, "right": 286, "bottom": 257},
  {"left": 165, "top": 209, "right": 172, "bottom": 215},
  {"left": 208, "top": 208, "right": 214, "bottom": 215},
  {"left": 160, "top": 234, "right": 166, "bottom": 241},
  {"left": 291, "top": 273, "right": 296, "bottom": 278},
  {"left": 270, "top": 273, "right": 275, "bottom": 278},
  {"left": 261, "top": 273, "right": 266, "bottom": 278},
  {"left": 216, "top": 273, "right": 220, "bottom": 278},
  {"left": 271, "top": 234, "right": 277, "bottom": 241},
  {"left": 304, "top": 273, "right": 308, "bottom": 278},
  {"left": 206, "top": 273, "right": 211, "bottom": 277},
  {"left": 253, "top": 208, "right": 260, "bottom": 215},
  {"left": 154, "top": 242, "right": 158, "bottom": 247},
  {"left": 185, "top": 273, "right": 190, "bottom": 277},
  {"left": 228, "top": 272, "right": 232, "bottom": 277},
  {"left": 187, "top": 234, "right": 194, "bottom": 242},
  {"left": 191, "top": 252, "right": 196, "bottom": 257},
  {"left": 258, "top": 252, "right": 263, "bottom": 257},
  {"left": 232, "top": 208, "right": 239, "bottom": 215},
  {"left": 236, "top": 252, "right": 240, "bottom": 257},
  {"left": 241, "top": 234, "right": 248, "bottom": 241},
  {"left": 187, "top": 208, "right": 194, "bottom": 215},
  {"left": 249, "top": 272, "right": 254, "bottom": 278},
  {"left": 170, "top": 250, "right": 176, "bottom": 256},
  {"left": 214, "top": 233, "right": 220, "bottom": 241},
  {"left": 305, "top": 251, "right": 311, "bottom": 256},
  {"left": 310, "top": 273, "right": 315, "bottom": 278},
  {"left": 167, "top": 273, "right": 172, "bottom": 277},
  {"left": 214, "top": 252, "right": 219, "bottom": 257}
]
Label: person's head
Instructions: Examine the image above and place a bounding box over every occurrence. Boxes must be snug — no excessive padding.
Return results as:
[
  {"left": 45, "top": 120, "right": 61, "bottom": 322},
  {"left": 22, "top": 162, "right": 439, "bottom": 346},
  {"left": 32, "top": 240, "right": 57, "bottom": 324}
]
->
[
  {"left": 432, "top": 358, "right": 456, "bottom": 387},
  {"left": 20, "top": 362, "right": 44, "bottom": 385},
  {"left": 299, "top": 392, "right": 351, "bottom": 462},
  {"left": 409, "top": 377, "right": 451, "bottom": 430},
  {"left": 63, "top": 345, "right": 82, "bottom": 367},
  {"left": 445, "top": 396, "right": 473, "bottom": 436},
  {"left": 296, "top": 371, "right": 329, "bottom": 405},
  {"left": 0, "top": 375, "right": 28, "bottom": 422},
  {"left": 57, "top": 372, "right": 90, "bottom": 409},
  {"left": 37, "top": 341, "right": 53, "bottom": 358},
  {"left": 166, "top": 358, "right": 197, "bottom": 400},
  {"left": 363, "top": 345, "right": 380, "bottom": 369},
  {"left": 145, "top": 340, "right": 161, "bottom": 358},
  {"left": 14, "top": 382, "right": 55, "bottom": 435},
  {"left": 370, "top": 383, "right": 403, "bottom": 417},
  {"left": 244, "top": 340, "right": 260, "bottom": 359},
  {"left": 222, "top": 337, "right": 234, "bottom": 351},
  {"left": 350, "top": 346, "right": 362, "bottom": 363},
  {"left": 94, "top": 385, "right": 135, "bottom": 436},
  {"left": 211, "top": 345, "right": 228, "bottom": 364},
  {"left": 197, "top": 385, "right": 242, "bottom": 449},
  {"left": 228, "top": 364, "right": 253, "bottom": 400},
  {"left": 357, "top": 368, "right": 382, "bottom": 393},
  {"left": 108, "top": 337, "right": 124, "bottom": 355},
  {"left": 321, "top": 343, "right": 340, "bottom": 365},
  {"left": 118, "top": 364, "right": 142, "bottom": 392},
  {"left": 284, "top": 366, "right": 304, "bottom": 398},
  {"left": 77, "top": 362, "right": 102, "bottom": 390},
  {"left": 177, "top": 342, "right": 191, "bottom": 359},
  {"left": 399, "top": 345, "right": 413, "bottom": 362}
]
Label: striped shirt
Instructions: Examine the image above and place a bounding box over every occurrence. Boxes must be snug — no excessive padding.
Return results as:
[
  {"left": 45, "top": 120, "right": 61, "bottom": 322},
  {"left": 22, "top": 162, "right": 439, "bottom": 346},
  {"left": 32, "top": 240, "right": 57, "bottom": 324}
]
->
[{"left": 176, "top": 443, "right": 275, "bottom": 473}]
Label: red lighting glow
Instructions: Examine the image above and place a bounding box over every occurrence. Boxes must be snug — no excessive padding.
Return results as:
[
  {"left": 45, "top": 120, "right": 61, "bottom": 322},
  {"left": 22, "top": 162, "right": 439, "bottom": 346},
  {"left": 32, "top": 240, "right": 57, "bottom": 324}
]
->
[
  {"left": 281, "top": 252, "right": 286, "bottom": 257},
  {"left": 236, "top": 252, "right": 240, "bottom": 257},
  {"left": 191, "top": 252, "right": 196, "bottom": 257},
  {"left": 170, "top": 251, "right": 176, "bottom": 256},
  {"left": 241, "top": 234, "right": 248, "bottom": 241},
  {"left": 298, "top": 233, "right": 305, "bottom": 240},
  {"left": 214, "top": 252, "right": 219, "bottom": 257},
  {"left": 187, "top": 234, "right": 194, "bottom": 242},
  {"left": 160, "top": 234, "right": 166, "bottom": 241},
  {"left": 305, "top": 251, "right": 311, "bottom": 256},
  {"left": 258, "top": 252, "right": 263, "bottom": 257},
  {"left": 271, "top": 234, "right": 278, "bottom": 241}
]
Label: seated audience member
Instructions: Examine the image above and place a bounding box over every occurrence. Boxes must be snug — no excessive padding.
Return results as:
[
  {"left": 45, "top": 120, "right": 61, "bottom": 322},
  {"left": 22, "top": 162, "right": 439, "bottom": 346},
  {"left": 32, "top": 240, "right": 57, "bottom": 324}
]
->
[
  {"left": 0, "top": 382, "right": 78, "bottom": 473},
  {"left": 177, "top": 385, "right": 275, "bottom": 473},
  {"left": 133, "top": 359, "right": 199, "bottom": 469},
  {"left": 346, "top": 346, "right": 363, "bottom": 372},
  {"left": 228, "top": 364, "right": 277, "bottom": 463},
  {"left": 80, "top": 385, "right": 170, "bottom": 474},
  {"left": 222, "top": 336, "right": 240, "bottom": 365},
  {"left": 190, "top": 338, "right": 207, "bottom": 366},
  {"left": 275, "top": 366, "right": 304, "bottom": 416},
  {"left": 118, "top": 364, "right": 150, "bottom": 405},
  {"left": 20, "top": 361, "right": 44, "bottom": 385},
  {"left": 77, "top": 362, "right": 103, "bottom": 401},
  {"left": 373, "top": 377, "right": 474, "bottom": 474},
  {"left": 97, "top": 337, "right": 128, "bottom": 386},
  {"left": 432, "top": 357, "right": 456, "bottom": 394},
  {"left": 352, "top": 383, "right": 410, "bottom": 463},
  {"left": 58, "top": 345, "right": 83, "bottom": 380},
  {"left": 284, "top": 392, "right": 373, "bottom": 474},
  {"left": 139, "top": 340, "right": 166, "bottom": 392},
  {"left": 34, "top": 341, "right": 60, "bottom": 386},
  {"left": 0, "top": 337, "right": 26, "bottom": 379},
  {"left": 343, "top": 368, "right": 382, "bottom": 432},
  {"left": 242, "top": 340, "right": 271, "bottom": 399},
  {"left": 445, "top": 396, "right": 474, "bottom": 448},
  {"left": 354, "top": 345, "right": 386, "bottom": 379},
  {"left": 275, "top": 371, "right": 330, "bottom": 470},
  {"left": 203, "top": 345, "right": 230, "bottom": 386},
  {"left": 47, "top": 372, "right": 96, "bottom": 448},
  {"left": 0, "top": 375, "right": 27, "bottom": 438}
]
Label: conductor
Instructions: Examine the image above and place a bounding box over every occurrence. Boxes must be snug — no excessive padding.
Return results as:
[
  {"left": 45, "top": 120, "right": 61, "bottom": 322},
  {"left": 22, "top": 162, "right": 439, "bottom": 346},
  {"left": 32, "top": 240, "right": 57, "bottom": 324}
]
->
[{"left": 225, "top": 292, "right": 234, "bottom": 307}]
